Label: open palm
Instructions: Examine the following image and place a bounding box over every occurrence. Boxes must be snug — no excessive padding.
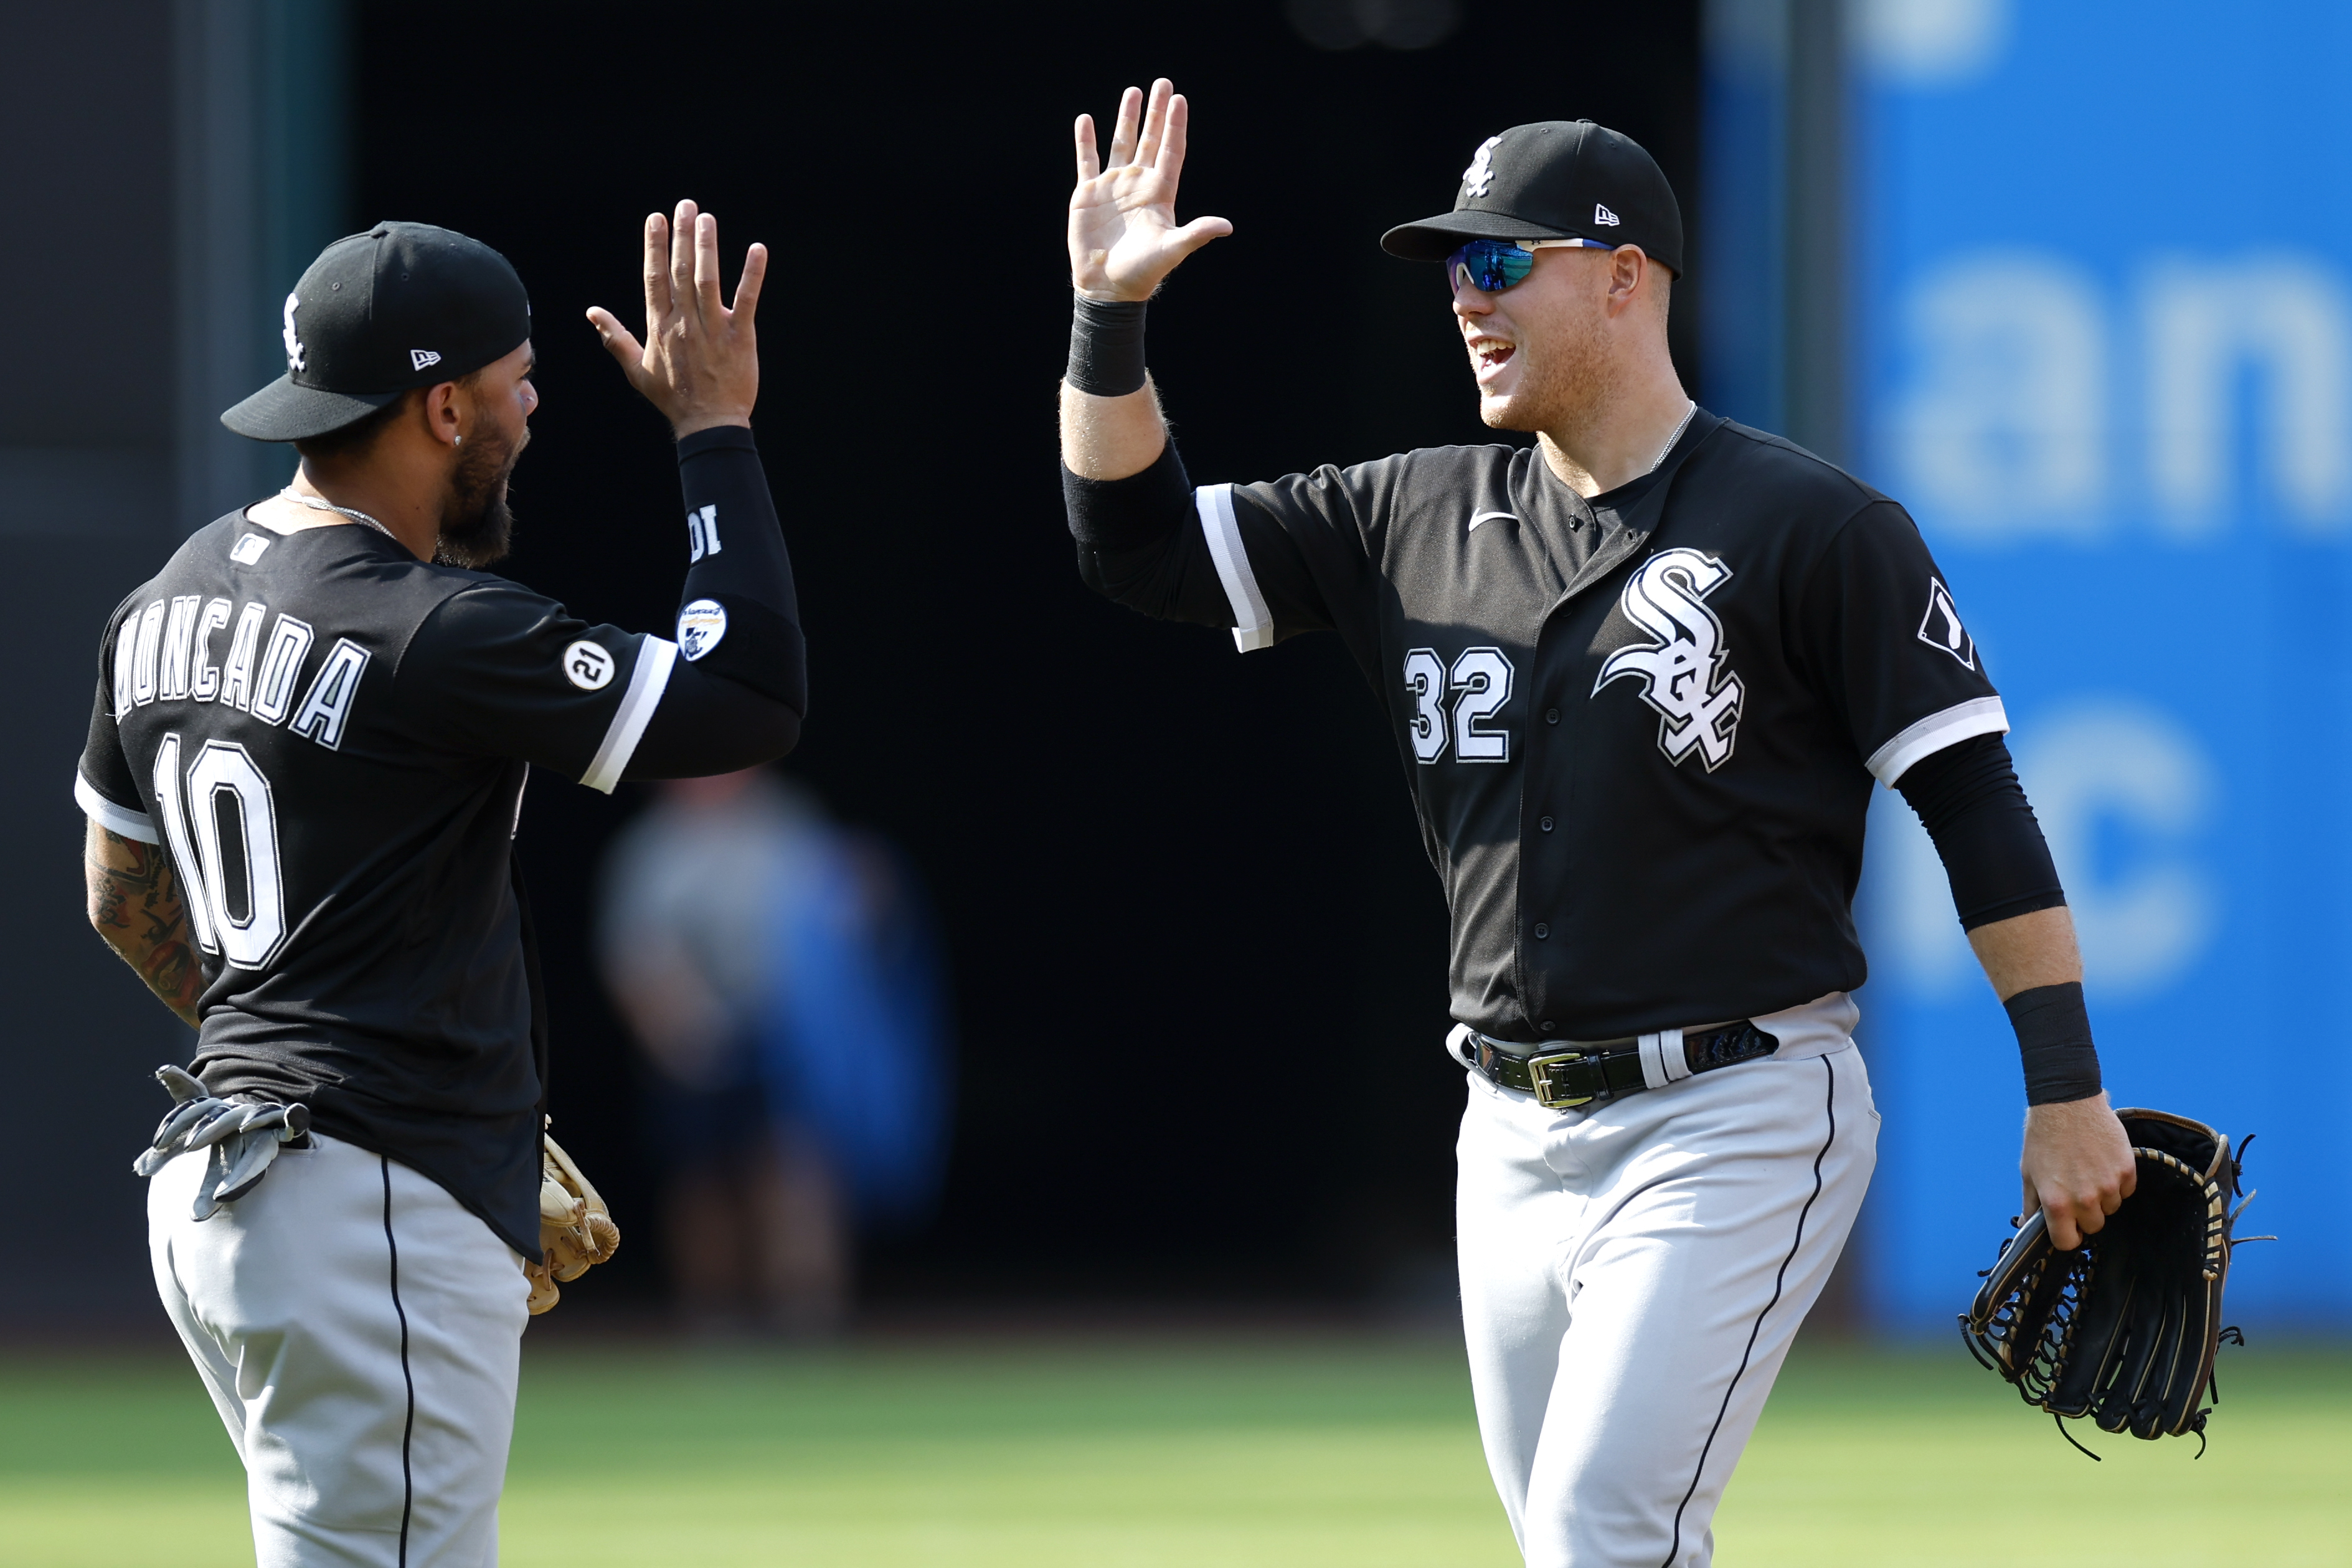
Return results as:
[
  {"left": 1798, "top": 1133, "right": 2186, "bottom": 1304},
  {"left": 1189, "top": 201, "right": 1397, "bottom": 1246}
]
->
[{"left": 1069, "top": 78, "right": 1232, "bottom": 301}]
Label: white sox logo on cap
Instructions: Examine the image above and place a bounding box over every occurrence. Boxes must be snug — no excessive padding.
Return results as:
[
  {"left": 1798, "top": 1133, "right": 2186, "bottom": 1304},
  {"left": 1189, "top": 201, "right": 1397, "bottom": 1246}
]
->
[
  {"left": 1463, "top": 135, "right": 1502, "bottom": 197},
  {"left": 281, "top": 293, "right": 306, "bottom": 372}
]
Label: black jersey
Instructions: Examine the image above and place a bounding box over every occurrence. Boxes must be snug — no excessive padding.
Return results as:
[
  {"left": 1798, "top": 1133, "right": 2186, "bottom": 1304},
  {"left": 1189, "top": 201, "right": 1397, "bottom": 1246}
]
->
[
  {"left": 1079, "top": 413, "right": 2005, "bottom": 1041},
  {"left": 77, "top": 428, "right": 805, "bottom": 1254}
]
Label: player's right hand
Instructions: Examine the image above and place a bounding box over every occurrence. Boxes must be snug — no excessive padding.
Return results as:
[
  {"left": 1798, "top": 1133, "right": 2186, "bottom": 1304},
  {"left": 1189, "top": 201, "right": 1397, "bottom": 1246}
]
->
[
  {"left": 587, "top": 201, "right": 765, "bottom": 439},
  {"left": 1070, "top": 78, "right": 1232, "bottom": 303}
]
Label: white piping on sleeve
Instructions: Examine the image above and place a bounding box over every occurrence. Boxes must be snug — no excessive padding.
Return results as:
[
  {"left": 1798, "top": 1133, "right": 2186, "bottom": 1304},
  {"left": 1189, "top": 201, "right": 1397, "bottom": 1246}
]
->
[
  {"left": 1868, "top": 696, "right": 2010, "bottom": 785},
  {"left": 76, "top": 773, "right": 158, "bottom": 843},
  {"left": 580, "top": 636, "right": 678, "bottom": 794},
  {"left": 1195, "top": 484, "right": 1275, "bottom": 653}
]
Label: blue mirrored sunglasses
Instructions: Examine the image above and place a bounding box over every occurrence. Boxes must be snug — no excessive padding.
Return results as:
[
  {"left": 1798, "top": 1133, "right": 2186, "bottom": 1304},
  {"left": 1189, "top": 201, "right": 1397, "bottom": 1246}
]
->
[{"left": 1445, "top": 237, "right": 1617, "bottom": 294}]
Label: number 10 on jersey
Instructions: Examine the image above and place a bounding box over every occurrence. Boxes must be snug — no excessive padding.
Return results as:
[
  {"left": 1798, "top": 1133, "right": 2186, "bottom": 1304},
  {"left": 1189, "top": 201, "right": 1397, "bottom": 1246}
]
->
[
  {"left": 1405, "top": 647, "right": 1514, "bottom": 764},
  {"left": 151, "top": 732, "right": 286, "bottom": 970}
]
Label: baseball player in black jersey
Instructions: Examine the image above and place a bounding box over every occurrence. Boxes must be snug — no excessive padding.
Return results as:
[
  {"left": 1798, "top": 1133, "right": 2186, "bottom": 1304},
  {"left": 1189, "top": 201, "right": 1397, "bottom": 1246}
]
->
[
  {"left": 1059, "top": 83, "right": 2138, "bottom": 1566},
  {"left": 78, "top": 207, "right": 800, "bottom": 1565}
]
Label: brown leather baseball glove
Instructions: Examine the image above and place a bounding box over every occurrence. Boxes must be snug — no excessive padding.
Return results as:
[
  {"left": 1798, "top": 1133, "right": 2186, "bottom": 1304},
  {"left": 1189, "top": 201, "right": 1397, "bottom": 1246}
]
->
[{"left": 522, "top": 1127, "right": 620, "bottom": 1315}]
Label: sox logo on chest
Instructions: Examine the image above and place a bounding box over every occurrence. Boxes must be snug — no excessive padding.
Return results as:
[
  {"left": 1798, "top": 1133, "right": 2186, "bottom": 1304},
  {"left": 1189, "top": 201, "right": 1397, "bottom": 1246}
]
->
[{"left": 1594, "top": 547, "right": 1745, "bottom": 772}]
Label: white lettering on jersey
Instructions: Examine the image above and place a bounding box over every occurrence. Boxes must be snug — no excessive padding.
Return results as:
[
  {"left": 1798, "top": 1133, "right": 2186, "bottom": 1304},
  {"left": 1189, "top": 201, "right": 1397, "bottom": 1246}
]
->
[
  {"left": 112, "top": 617, "right": 137, "bottom": 718},
  {"left": 229, "top": 534, "right": 270, "bottom": 565},
  {"left": 677, "top": 598, "right": 727, "bottom": 661},
  {"left": 1463, "top": 135, "right": 1502, "bottom": 197},
  {"left": 1404, "top": 649, "right": 1448, "bottom": 762},
  {"left": 191, "top": 598, "right": 232, "bottom": 701},
  {"left": 219, "top": 602, "right": 267, "bottom": 711},
  {"left": 1594, "top": 547, "right": 1745, "bottom": 772},
  {"left": 1450, "top": 648, "right": 1514, "bottom": 762},
  {"left": 290, "top": 638, "right": 372, "bottom": 749},
  {"left": 1402, "top": 646, "right": 1519, "bottom": 763},
  {"left": 564, "top": 640, "right": 616, "bottom": 690},
  {"left": 184, "top": 740, "right": 288, "bottom": 968},
  {"left": 281, "top": 292, "right": 306, "bottom": 372},
  {"left": 248, "top": 614, "right": 316, "bottom": 725},
  {"left": 1916, "top": 577, "right": 1977, "bottom": 669},
  {"left": 686, "top": 503, "right": 722, "bottom": 562},
  {"left": 150, "top": 733, "right": 216, "bottom": 953},
  {"left": 131, "top": 600, "right": 166, "bottom": 706},
  {"left": 160, "top": 596, "right": 201, "bottom": 701}
]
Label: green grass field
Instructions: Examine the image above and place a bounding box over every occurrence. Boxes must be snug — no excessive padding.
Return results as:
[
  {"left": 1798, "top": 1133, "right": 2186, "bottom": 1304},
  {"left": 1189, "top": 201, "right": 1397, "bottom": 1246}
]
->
[{"left": 1, "top": 1334, "right": 2345, "bottom": 1566}]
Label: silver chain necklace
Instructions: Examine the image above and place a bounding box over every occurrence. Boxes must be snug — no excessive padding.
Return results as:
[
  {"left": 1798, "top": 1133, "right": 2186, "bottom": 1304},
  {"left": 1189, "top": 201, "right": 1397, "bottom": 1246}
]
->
[
  {"left": 1647, "top": 400, "right": 1699, "bottom": 475},
  {"left": 279, "top": 489, "right": 400, "bottom": 543}
]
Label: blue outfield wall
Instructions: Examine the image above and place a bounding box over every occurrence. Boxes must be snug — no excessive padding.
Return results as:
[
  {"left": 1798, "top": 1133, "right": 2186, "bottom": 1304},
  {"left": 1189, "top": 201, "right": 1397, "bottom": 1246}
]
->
[{"left": 1843, "top": 1, "right": 2352, "bottom": 1329}]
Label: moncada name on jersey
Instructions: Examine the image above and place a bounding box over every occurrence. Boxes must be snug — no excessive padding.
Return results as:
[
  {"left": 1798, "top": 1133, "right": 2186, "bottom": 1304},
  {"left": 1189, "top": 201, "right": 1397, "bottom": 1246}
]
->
[
  {"left": 1595, "top": 547, "right": 1744, "bottom": 772},
  {"left": 113, "top": 593, "right": 369, "bottom": 752}
]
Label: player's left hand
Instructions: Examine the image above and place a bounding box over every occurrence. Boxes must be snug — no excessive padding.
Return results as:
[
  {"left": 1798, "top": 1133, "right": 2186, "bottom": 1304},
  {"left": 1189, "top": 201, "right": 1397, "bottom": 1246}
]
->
[
  {"left": 2019, "top": 1092, "right": 2137, "bottom": 1249},
  {"left": 587, "top": 200, "right": 765, "bottom": 438},
  {"left": 1070, "top": 78, "right": 1232, "bottom": 302}
]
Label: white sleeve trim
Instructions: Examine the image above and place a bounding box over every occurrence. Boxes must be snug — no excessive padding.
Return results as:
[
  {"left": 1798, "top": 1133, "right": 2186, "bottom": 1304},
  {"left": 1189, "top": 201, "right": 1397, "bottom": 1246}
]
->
[
  {"left": 580, "top": 637, "right": 678, "bottom": 794},
  {"left": 1868, "top": 696, "right": 2010, "bottom": 785},
  {"left": 76, "top": 772, "right": 158, "bottom": 843},
  {"left": 1195, "top": 483, "right": 1275, "bottom": 653}
]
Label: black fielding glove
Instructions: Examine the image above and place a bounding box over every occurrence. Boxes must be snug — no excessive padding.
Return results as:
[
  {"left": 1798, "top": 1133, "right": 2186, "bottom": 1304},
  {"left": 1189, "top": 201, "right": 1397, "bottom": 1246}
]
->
[{"left": 1962, "top": 1109, "right": 2260, "bottom": 1454}]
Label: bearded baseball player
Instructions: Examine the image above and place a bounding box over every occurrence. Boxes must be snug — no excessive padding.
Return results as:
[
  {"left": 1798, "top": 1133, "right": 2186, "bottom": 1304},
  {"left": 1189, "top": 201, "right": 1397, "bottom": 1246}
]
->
[
  {"left": 77, "top": 205, "right": 801, "bottom": 1565},
  {"left": 1060, "top": 83, "right": 2138, "bottom": 1565}
]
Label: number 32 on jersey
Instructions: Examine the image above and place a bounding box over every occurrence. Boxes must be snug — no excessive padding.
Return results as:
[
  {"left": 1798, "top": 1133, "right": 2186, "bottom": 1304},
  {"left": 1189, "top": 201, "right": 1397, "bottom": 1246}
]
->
[{"left": 1404, "top": 647, "right": 1514, "bottom": 764}]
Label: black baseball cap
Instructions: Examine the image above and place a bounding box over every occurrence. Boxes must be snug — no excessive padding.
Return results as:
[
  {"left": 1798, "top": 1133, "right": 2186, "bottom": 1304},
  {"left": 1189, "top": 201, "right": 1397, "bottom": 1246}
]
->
[
  {"left": 1381, "top": 121, "right": 1684, "bottom": 277},
  {"left": 222, "top": 221, "right": 533, "bottom": 442}
]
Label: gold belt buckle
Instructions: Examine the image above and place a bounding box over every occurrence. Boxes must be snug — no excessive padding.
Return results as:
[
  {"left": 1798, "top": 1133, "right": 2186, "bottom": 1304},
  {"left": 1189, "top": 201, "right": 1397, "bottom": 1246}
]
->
[{"left": 1526, "top": 1050, "right": 1596, "bottom": 1110}]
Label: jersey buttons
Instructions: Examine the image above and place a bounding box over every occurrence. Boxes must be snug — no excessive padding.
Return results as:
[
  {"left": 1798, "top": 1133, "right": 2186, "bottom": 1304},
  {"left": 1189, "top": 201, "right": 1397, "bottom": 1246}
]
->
[
  {"left": 1539, "top": 815, "right": 1554, "bottom": 832},
  {"left": 1545, "top": 707, "right": 1561, "bottom": 724},
  {"left": 1533, "top": 922, "right": 1550, "bottom": 939}
]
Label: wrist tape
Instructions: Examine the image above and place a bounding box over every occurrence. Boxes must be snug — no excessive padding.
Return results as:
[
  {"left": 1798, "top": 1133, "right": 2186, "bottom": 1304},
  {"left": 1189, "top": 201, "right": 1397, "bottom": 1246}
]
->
[
  {"left": 2005, "top": 981, "right": 2103, "bottom": 1105},
  {"left": 1067, "top": 295, "right": 1148, "bottom": 397}
]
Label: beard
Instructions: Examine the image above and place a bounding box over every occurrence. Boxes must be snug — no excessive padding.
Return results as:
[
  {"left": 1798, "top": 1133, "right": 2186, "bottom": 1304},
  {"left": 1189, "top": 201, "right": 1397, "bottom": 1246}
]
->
[
  {"left": 1480, "top": 313, "right": 1618, "bottom": 442},
  {"left": 435, "top": 425, "right": 529, "bottom": 569}
]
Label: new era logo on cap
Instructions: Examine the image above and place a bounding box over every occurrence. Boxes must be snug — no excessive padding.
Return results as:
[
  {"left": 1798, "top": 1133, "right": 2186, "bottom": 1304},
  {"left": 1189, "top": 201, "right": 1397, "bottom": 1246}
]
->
[
  {"left": 1595, "top": 203, "right": 1620, "bottom": 226},
  {"left": 411, "top": 349, "right": 442, "bottom": 371}
]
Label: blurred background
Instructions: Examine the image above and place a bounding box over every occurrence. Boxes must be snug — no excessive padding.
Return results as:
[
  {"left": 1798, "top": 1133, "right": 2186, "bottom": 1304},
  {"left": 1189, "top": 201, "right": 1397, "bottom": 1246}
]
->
[{"left": 4, "top": 0, "right": 2345, "bottom": 1345}]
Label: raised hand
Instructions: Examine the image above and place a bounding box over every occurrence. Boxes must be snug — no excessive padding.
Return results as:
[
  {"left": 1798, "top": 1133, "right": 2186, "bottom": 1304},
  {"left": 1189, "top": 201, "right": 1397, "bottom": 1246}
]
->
[
  {"left": 587, "top": 200, "right": 766, "bottom": 438},
  {"left": 1070, "top": 79, "right": 1232, "bottom": 302}
]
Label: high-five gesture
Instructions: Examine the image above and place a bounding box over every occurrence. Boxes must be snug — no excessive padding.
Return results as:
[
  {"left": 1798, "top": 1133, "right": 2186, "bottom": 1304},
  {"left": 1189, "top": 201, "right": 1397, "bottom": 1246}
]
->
[
  {"left": 1070, "top": 80, "right": 1232, "bottom": 302},
  {"left": 588, "top": 200, "right": 765, "bottom": 438}
]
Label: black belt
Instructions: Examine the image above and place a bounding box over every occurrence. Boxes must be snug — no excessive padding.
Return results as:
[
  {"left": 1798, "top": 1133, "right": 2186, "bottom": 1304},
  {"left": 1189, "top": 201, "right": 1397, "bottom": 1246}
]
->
[{"left": 1466, "top": 1020, "right": 1780, "bottom": 1110}]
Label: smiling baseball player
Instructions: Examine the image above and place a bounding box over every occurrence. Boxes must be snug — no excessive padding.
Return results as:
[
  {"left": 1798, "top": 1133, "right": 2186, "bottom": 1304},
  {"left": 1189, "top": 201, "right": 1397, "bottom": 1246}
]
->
[
  {"left": 1059, "top": 82, "right": 2137, "bottom": 1565},
  {"left": 78, "top": 205, "right": 802, "bottom": 1565}
]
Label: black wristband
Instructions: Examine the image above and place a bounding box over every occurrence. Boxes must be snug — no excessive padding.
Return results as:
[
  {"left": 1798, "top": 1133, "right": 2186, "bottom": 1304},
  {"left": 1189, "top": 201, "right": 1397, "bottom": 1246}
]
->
[
  {"left": 2005, "top": 981, "right": 2103, "bottom": 1105},
  {"left": 1067, "top": 295, "right": 1148, "bottom": 397}
]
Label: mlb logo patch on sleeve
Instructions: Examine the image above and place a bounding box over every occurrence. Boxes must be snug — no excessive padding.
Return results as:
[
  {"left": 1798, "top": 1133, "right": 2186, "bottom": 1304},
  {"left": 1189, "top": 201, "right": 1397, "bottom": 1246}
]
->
[{"left": 676, "top": 599, "right": 728, "bottom": 661}]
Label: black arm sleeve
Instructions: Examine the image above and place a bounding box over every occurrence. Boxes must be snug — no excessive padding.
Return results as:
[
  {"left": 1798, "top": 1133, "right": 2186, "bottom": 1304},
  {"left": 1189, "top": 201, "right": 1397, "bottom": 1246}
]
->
[
  {"left": 621, "top": 425, "right": 807, "bottom": 779},
  {"left": 1897, "top": 732, "right": 2100, "bottom": 1103},
  {"left": 1892, "top": 731, "right": 2066, "bottom": 930},
  {"left": 1063, "top": 440, "right": 1238, "bottom": 627}
]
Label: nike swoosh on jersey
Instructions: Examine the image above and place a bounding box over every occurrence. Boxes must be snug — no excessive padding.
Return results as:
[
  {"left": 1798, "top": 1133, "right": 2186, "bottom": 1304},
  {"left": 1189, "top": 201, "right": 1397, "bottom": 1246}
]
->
[{"left": 1468, "top": 511, "right": 1518, "bottom": 531}]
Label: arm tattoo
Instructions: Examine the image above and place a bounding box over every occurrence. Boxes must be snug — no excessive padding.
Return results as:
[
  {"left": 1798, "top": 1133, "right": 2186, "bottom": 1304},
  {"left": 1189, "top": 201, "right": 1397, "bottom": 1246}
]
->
[{"left": 85, "top": 824, "right": 203, "bottom": 1029}]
